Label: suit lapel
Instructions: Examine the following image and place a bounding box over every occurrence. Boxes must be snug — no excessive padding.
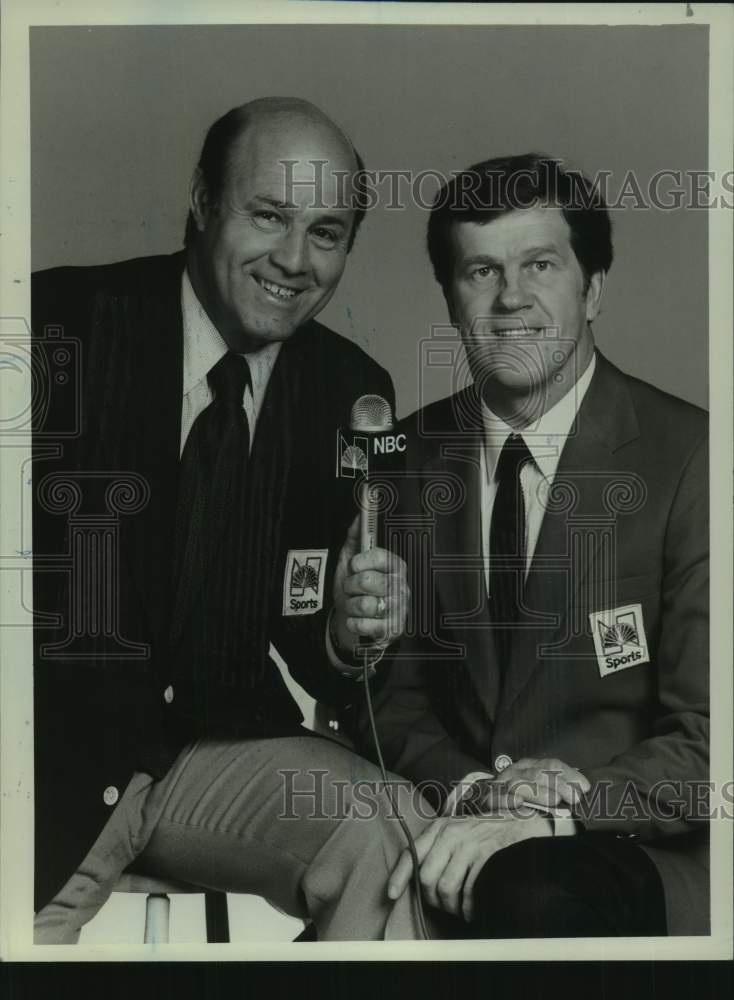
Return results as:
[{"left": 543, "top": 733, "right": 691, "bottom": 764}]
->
[
  {"left": 427, "top": 389, "right": 503, "bottom": 722},
  {"left": 241, "top": 328, "right": 299, "bottom": 602},
  {"left": 498, "top": 352, "right": 641, "bottom": 715}
]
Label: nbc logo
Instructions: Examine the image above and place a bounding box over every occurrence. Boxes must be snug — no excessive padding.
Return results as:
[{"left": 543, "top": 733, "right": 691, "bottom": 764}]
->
[
  {"left": 283, "top": 549, "right": 328, "bottom": 617},
  {"left": 589, "top": 603, "right": 650, "bottom": 678}
]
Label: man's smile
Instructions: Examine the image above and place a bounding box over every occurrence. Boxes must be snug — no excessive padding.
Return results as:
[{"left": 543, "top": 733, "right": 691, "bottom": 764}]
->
[
  {"left": 469, "top": 324, "right": 550, "bottom": 339},
  {"left": 253, "top": 275, "right": 303, "bottom": 301},
  {"left": 489, "top": 326, "right": 547, "bottom": 338}
]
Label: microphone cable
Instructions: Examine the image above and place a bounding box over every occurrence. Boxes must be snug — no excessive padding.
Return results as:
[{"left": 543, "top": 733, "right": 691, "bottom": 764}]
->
[
  {"left": 361, "top": 656, "right": 431, "bottom": 941},
  {"left": 347, "top": 393, "right": 430, "bottom": 939}
]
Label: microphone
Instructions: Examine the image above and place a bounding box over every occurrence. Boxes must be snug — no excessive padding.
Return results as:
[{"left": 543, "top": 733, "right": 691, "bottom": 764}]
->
[
  {"left": 350, "top": 395, "right": 394, "bottom": 553},
  {"left": 336, "top": 393, "right": 407, "bottom": 555}
]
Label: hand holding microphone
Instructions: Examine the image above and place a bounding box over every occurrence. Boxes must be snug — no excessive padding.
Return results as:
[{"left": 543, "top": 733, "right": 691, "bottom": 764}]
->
[
  {"left": 333, "top": 398, "right": 431, "bottom": 941},
  {"left": 331, "top": 395, "right": 409, "bottom": 660}
]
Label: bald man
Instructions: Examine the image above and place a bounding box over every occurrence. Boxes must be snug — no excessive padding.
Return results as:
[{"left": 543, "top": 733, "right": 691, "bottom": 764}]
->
[{"left": 32, "top": 99, "right": 427, "bottom": 942}]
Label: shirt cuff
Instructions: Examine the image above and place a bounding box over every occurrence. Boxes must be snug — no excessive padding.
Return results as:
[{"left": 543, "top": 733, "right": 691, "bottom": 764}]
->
[
  {"left": 443, "top": 771, "right": 495, "bottom": 816},
  {"left": 444, "top": 772, "right": 579, "bottom": 835},
  {"left": 325, "top": 609, "right": 382, "bottom": 680},
  {"left": 550, "top": 814, "right": 579, "bottom": 836},
  {"left": 522, "top": 801, "right": 579, "bottom": 835}
]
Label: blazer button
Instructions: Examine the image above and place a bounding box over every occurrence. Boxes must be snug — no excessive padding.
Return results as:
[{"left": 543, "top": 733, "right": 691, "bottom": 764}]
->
[
  {"left": 163, "top": 685, "right": 174, "bottom": 704},
  {"left": 103, "top": 785, "right": 119, "bottom": 807},
  {"left": 494, "top": 754, "right": 513, "bottom": 773}
]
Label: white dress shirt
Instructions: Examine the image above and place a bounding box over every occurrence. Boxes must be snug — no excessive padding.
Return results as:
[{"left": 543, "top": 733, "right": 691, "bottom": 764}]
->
[
  {"left": 479, "top": 353, "right": 596, "bottom": 590},
  {"left": 180, "top": 269, "right": 281, "bottom": 455},
  {"left": 446, "top": 354, "right": 597, "bottom": 828}
]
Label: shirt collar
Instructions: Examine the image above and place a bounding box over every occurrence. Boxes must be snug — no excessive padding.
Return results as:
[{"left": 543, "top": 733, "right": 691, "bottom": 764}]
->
[
  {"left": 181, "top": 268, "right": 281, "bottom": 396},
  {"left": 481, "top": 352, "right": 597, "bottom": 483}
]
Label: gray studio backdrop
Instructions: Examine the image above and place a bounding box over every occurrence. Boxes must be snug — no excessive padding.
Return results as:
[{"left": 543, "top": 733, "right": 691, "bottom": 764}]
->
[{"left": 31, "top": 24, "right": 708, "bottom": 415}]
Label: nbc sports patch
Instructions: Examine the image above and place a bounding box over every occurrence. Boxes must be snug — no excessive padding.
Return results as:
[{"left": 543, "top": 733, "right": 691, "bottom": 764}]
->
[
  {"left": 589, "top": 603, "right": 650, "bottom": 678},
  {"left": 283, "top": 549, "right": 328, "bottom": 616}
]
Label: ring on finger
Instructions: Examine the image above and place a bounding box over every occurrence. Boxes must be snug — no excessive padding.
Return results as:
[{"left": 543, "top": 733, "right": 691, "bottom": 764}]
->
[{"left": 376, "top": 596, "right": 387, "bottom": 616}]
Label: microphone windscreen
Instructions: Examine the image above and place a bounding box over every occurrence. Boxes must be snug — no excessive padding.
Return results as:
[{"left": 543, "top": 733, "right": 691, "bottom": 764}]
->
[{"left": 350, "top": 394, "right": 393, "bottom": 433}]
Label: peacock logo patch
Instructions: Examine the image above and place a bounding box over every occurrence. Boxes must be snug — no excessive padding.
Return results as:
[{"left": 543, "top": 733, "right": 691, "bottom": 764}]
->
[
  {"left": 589, "top": 603, "right": 649, "bottom": 678},
  {"left": 291, "top": 557, "right": 321, "bottom": 596},
  {"left": 283, "top": 549, "right": 328, "bottom": 616},
  {"left": 336, "top": 431, "right": 369, "bottom": 478},
  {"left": 598, "top": 614, "right": 639, "bottom": 655}
]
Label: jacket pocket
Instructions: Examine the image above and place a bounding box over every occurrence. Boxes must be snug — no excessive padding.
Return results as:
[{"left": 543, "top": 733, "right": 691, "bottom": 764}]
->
[{"left": 574, "top": 573, "right": 662, "bottom": 612}]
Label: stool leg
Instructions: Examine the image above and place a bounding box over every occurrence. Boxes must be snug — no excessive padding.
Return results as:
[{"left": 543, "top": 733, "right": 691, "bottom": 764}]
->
[
  {"left": 294, "top": 921, "right": 317, "bottom": 942},
  {"left": 144, "top": 892, "right": 170, "bottom": 944},
  {"left": 204, "top": 891, "right": 230, "bottom": 943}
]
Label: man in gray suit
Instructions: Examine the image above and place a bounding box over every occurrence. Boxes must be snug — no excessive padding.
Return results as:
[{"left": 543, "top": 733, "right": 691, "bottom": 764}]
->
[{"left": 355, "top": 154, "right": 708, "bottom": 937}]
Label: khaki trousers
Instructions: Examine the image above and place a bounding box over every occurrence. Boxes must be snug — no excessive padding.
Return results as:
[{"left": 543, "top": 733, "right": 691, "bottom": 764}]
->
[{"left": 34, "top": 736, "right": 434, "bottom": 943}]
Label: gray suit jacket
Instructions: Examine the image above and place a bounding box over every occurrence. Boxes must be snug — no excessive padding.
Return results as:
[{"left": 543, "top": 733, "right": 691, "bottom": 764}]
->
[{"left": 354, "top": 351, "right": 709, "bottom": 935}]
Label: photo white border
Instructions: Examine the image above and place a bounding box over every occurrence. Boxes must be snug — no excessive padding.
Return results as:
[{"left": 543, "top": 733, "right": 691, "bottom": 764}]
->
[{"left": 1, "top": 0, "right": 732, "bottom": 962}]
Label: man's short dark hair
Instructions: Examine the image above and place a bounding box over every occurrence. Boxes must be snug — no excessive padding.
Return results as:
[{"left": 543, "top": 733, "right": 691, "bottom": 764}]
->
[
  {"left": 427, "top": 153, "right": 613, "bottom": 293},
  {"left": 183, "top": 105, "right": 367, "bottom": 252}
]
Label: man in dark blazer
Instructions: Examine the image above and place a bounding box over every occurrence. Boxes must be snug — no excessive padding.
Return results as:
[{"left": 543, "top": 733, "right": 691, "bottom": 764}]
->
[
  {"left": 355, "top": 154, "right": 709, "bottom": 937},
  {"left": 32, "top": 98, "right": 425, "bottom": 942}
]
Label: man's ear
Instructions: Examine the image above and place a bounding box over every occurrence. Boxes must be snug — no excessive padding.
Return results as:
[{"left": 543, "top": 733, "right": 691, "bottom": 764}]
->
[
  {"left": 189, "top": 167, "right": 211, "bottom": 233},
  {"left": 585, "top": 270, "right": 605, "bottom": 323}
]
